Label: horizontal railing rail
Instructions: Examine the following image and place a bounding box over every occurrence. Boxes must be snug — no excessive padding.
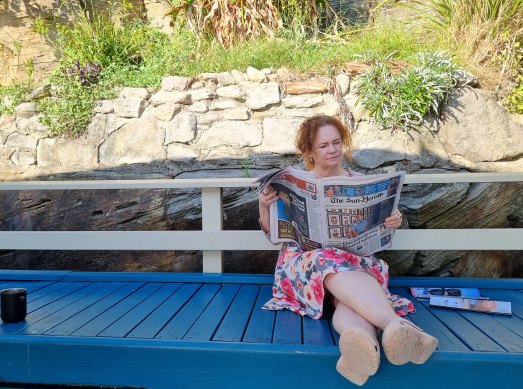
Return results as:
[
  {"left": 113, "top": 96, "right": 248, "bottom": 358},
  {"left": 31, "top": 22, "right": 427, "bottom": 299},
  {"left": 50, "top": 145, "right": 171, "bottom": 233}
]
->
[{"left": 1, "top": 172, "right": 522, "bottom": 273}]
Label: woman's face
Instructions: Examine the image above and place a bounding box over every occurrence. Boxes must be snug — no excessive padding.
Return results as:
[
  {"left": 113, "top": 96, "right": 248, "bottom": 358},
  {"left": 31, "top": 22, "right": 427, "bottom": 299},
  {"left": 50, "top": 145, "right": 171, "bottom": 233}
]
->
[{"left": 310, "top": 124, "right": 343, "bottom": 170}]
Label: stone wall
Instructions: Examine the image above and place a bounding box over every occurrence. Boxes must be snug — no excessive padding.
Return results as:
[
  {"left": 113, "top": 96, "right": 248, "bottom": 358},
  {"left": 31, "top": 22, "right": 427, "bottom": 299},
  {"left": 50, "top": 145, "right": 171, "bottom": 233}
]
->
[{"left": 1, "top": 66, "right": 522, "bottom": 276}]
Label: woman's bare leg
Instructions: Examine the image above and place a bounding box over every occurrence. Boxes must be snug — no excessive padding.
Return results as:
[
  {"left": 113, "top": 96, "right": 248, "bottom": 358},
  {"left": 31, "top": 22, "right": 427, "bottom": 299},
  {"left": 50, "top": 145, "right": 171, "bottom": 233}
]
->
[
  {"left": 332, "top": 300, "right": 380, "bottom": 386},
  {"left": 326, "top": 271, "right": 438, "bottom": 367},
  {"left": 325, "top": 271, "right": 398, "bottom": 330}
]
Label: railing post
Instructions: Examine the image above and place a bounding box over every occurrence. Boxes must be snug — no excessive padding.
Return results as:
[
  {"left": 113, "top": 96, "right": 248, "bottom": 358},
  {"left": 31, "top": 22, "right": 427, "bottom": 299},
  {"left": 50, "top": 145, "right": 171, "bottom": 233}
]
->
[{"left": 201, "top": 187, "right": 223, "bottom": 273}]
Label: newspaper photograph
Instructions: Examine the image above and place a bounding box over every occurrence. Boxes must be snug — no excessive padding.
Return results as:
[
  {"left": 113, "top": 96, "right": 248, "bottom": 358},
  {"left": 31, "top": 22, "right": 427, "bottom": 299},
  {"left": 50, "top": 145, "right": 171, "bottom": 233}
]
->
[{"left": 257, "top": 167, "right": 406, "bottom": 256}]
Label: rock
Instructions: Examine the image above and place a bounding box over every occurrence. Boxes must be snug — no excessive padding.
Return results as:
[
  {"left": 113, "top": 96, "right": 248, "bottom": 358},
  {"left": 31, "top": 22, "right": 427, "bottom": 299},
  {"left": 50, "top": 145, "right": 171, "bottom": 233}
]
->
[
  {"left": 164, "top": 112, "right": 197, "bottom": 144},
  {"left": 37, "top": 138, "right": 98, "bottom": 168},
  {"left": 153, "top": 103, "right": 183, "bottom": 122},
  {"left": 191, "top": 89, "right": 216, "bottom": 101},
  {"left": 195, "top": 121, "right": 262, "bottom": 149},
  {"left": 246, "top": 66, "right": 267, "bottom": 83},
  {"left": 4, "top": 132, "right": 39, "bottom": 149},
  {"left": 426, "top": 182, "right": 523, "bottom": 229},
  {"left": 112, "top": 97, "right": 147, "bottom": 118},
  {"left": 439, "top": 86, "right": 523, "bottom": 163},
  {"left": 26, "top": 84, "right": 52, "bottom": 101},
  {"left": 399, "top": 170, "right": 470, "bottom": 227},
  {"left": 216, "top": 85, "right": 246, "bottom": 101},
  {"left": 210, "top": 99, "right": 241, "bottom": 110},
  {"left": 275, "top": 67, "right": 290, "bottom": 82},
  {"left": 230, "top": 70, "right": 244, "bottom": 83},
  {"left": 344, "top": 61, "right": 371, "bottom": 76},
  {"left": 188, "top": 101, "right": 209, "bottom": 113},
  {"left": 199, "top": 73, "right": 218, "bottom": 81},
  {"left": 10, "top": 150, "right": 36, "bottom": 166},
  {"left": 149, "top": 91, "right": 191, "bottom": 106},
  {"left": 216, "top": 72, "right": 236, "bottom": 86},
  {"left": 221, "top": 108, "right": 250, "bottom": 121},
  {"left": 246, "top": 83, "right": 281, "bottom": 110},
  {"left": 161, "top": 76, "right": 193, "bottom": 91},
  {"left": 258, "top": 117, "right": 301, "bottom": 154},
  {"left": 94, "top": 100, "right": 114, "bottom": 114},
  {"left": 282, "top": 94, "right": 323, "bottom": 108},
  {"left": 119, "top": 87, "right": 151, "bottom": 100},
  {"left": 335, "top": 74, "right": 351, "bottom": 96},
  {"left": 15, "top": 102, "right": 37, "bottom": 119},
  {"left": 99, "top": 117, "right": 166, "bottom": 165},
  {"left": 285, "top": 79, "right": 329, "bottom": 95},
  {"left": 167, "top": 143, "right": 199, "bottom": 162}
]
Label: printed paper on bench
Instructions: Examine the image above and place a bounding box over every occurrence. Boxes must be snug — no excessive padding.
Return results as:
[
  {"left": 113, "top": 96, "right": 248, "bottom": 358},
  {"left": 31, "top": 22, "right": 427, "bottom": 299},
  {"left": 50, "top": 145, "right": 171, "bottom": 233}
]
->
[
  {"left": 429, "top": 296, "right": 512, "bottom": 315},
  {"left": 410, "top": 287, "right": 487, "bottom": 301},
  {"left": 256, "top": 167, "right": 405, "bottom": 256}
]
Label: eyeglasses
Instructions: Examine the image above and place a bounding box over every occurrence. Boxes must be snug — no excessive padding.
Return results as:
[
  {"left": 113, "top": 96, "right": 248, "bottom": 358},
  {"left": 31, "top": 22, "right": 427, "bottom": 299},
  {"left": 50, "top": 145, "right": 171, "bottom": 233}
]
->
[{"left": 428, "top": 288, "right": 461, "bottom": 297}]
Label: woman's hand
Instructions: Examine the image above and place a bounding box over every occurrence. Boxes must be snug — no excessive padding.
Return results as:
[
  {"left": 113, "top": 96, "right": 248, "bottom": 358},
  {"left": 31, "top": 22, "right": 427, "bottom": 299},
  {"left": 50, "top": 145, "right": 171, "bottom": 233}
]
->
[
  {"left": 259, "top": 185, "right": 278, "bottom": 233},
  {"left": 259, "top": 185, "right": 279, "bottom": 209},
  {"left": 384, "top": 209, "right": 403, "bottom": 229}
]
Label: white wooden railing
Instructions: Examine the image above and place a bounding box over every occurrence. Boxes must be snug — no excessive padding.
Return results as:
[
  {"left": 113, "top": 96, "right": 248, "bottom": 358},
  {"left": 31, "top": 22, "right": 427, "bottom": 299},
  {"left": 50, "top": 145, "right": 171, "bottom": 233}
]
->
[{"left": 0, "top": 172, "right": 522, "bottom": 273}]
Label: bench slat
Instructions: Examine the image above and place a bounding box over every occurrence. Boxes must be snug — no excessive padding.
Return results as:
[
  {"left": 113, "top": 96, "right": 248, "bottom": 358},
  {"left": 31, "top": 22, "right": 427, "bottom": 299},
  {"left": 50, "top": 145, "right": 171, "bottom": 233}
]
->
[
  {"left": 273, "top": 310, "right": 302, "bottom": 344},
  {"left": 242, "top": 285, "right": 276, "bottom": 343},
  {"left": 421, "top": 301, "right": 506, "bottom": 352},
  {"left": 184, "top": 284, "right": 241, "bottom": 341},
  {"left": 44, "top": 282, "right": 132, "bottom": 336},
  {"left": 127, "top": 283, "right": 199, "bottom": 339},
  {"left": 100, "top": 283, "right": 182, "bottom": 338},
  {"left": 213, "top": 284, "right": 260, "bottom": 342},
  {"left": 156, "top": 283, "right": 220, "bottom": 340}
]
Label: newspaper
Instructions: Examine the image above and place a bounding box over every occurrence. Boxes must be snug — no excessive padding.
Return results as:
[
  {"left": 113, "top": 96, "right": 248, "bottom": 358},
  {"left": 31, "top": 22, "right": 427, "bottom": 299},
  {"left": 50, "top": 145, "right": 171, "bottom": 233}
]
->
[
  {"left": 429, "top": 296, "right": 512, "bottom": 315},
  {"left": 257, "top": 167, "right": 406, "bottom": 256}
]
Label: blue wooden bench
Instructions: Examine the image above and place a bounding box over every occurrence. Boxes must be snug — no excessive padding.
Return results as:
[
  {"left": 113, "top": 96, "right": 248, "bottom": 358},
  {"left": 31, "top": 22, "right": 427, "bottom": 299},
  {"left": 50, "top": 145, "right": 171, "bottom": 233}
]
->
[{"left": 0, "top": 173, "right": 522, "bottom": 388}]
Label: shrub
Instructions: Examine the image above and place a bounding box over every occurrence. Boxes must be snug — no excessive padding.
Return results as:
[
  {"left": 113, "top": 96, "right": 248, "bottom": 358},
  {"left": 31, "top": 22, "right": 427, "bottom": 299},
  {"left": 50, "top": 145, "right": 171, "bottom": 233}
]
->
[{"left": 355, "top": 51, "right": 466, "bottom": 132}]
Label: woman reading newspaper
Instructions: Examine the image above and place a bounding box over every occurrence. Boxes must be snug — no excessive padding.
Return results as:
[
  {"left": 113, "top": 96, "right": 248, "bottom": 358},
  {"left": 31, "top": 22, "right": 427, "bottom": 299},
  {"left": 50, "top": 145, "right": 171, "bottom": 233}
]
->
[{"left": 258, "top": 115, "right": 438, "bottom": 386}]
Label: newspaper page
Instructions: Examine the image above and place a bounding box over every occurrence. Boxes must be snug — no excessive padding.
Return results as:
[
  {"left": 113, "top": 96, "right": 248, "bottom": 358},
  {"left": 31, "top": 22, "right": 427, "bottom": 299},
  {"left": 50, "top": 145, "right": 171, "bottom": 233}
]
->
[{"left": 257, "top": 167, "right": 406, "bottom": 256}]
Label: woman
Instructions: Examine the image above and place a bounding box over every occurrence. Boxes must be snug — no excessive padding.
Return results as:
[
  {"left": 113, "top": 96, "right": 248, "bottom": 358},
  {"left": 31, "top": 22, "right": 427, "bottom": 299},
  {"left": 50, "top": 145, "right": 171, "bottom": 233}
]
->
[{"left": 258, "top": 115, "right": 437, "bottom": 386}]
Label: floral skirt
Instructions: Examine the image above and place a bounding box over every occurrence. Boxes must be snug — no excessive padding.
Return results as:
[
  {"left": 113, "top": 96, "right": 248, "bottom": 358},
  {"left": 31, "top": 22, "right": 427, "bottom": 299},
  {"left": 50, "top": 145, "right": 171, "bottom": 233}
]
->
[{"left": 262, "top": 244, "right": 415, "bottom": 319}]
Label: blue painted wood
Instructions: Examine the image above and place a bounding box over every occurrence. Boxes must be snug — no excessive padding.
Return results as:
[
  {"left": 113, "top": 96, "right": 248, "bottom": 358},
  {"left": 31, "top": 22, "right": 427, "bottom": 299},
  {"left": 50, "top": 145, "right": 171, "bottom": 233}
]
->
[
  {"left": 127, "top": 283, "right": 200, "bottom": 339},
  {"left": 422, "top": 301, "right": 506, "bottom": 352},
  {"left": 71, "top": 282, "right": 158, "bottom": 337},
  {"left": 20, "top": 282, "right": 113, "bottom": 335},
  {"left": 273, "top": 309, "right": 302, "bottom": 344},
  {"left": 44, "top": 282, "right": 135, "bottom": 336},
  {"left": 389, "top": 276, "right": 523, "bottom": 289},
  {"left": 63, "top": 271, "right": 274, "bottom": 285},
  {"left": 98, "top": 283, "right": 181, "bottom": 338},
  {"left": 302, "top": 316, "right": 334, "bottom": 346},
  {"left": 156, "top": 283, "right": 220, "bottom": 340},
  {"left": 2, "top": 272, "right": 523, "bottom": 389},
  {"left": 213, "top": 284, "right": 260, "bottom": 342},
  {"left": 242, "top": 285, "right": 276, "bottom": 343},
  {"left": 184, "top": 284, "right": 240, "bottom": 341}
]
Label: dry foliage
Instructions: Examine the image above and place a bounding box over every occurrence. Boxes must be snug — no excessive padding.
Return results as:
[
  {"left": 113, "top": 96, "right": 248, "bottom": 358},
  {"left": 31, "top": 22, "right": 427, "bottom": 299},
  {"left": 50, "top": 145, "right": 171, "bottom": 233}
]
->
[{"left": 167, "top": 0, "right": 282, "bottom": 47}]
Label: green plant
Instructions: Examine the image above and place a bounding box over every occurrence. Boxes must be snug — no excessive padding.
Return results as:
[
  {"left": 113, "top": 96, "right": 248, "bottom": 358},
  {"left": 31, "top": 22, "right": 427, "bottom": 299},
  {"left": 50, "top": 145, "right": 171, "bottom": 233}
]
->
[
  {"left": 0, "top": 85, "right": 30, "bottom": 116},
  {"left": 37, "top": 70, "right": 115, "bottom": 137},
  {"left": 355, "top": 51, "right": 466, "bottom": 132},
  {"left": 506, "top": 74, "right": 523, "bottom": 114}
]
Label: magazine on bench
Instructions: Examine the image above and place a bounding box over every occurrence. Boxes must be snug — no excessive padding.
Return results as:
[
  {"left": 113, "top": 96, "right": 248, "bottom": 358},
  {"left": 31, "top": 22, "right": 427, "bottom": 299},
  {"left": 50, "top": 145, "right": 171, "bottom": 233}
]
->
[
  {"left": 256, "top": 167, "right": 405, "bottom": 256},
  {"left": 429, "top": 296, "right": 512, "bottom": 315}
]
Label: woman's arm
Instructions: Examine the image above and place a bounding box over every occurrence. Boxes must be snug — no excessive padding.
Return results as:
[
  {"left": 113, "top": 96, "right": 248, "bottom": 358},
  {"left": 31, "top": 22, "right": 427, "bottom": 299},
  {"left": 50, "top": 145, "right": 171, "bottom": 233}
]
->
[{"left": 258, "top": 185, "right": 278, "bottom": 233}]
